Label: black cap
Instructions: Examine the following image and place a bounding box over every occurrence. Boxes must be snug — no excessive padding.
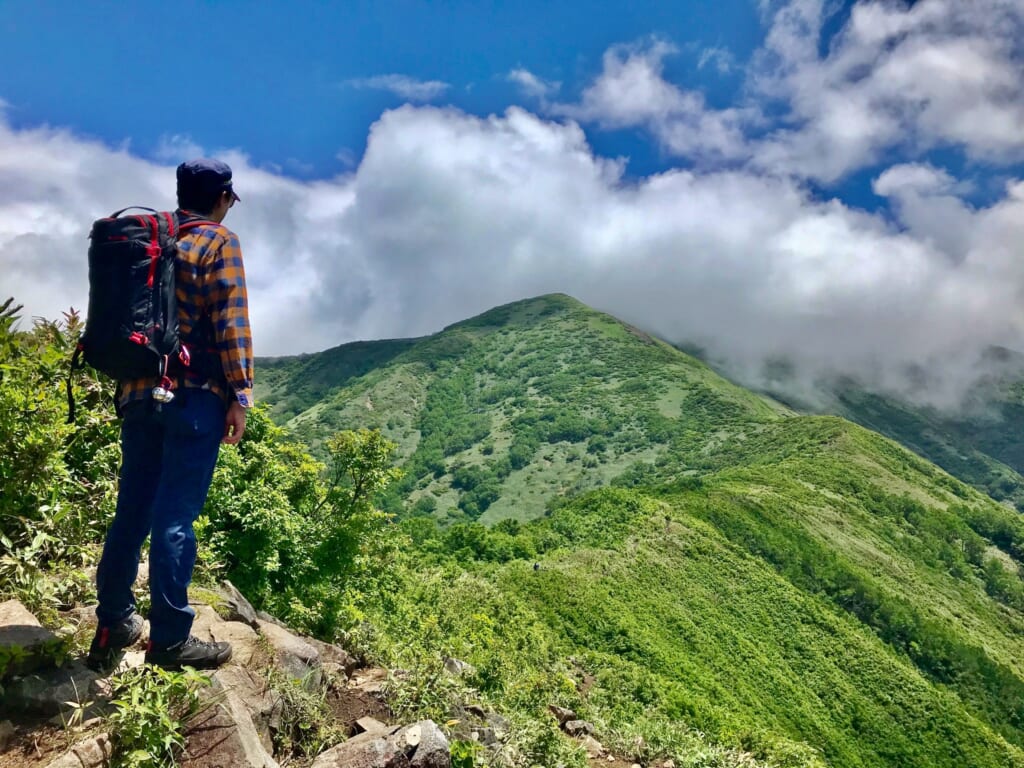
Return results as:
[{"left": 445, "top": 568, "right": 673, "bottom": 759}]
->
[{"left": 176, "top": 158, "right": 240, "bottom": 202}]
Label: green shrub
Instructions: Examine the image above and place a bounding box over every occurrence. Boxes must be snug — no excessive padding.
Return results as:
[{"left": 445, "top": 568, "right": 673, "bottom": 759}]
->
[{"left": 108, "top": 665, "right": 211, "bottom": 768}]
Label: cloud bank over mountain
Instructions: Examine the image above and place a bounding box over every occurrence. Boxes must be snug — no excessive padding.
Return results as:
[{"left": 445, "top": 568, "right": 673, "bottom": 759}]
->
[{"left": 2, "top": 0, "right": 1024, "bottom": 408}]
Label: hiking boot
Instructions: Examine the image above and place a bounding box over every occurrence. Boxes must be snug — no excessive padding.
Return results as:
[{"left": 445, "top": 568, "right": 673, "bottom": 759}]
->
[
  {"left": 145, "top": 635, "right": 232, "bottom": 670},
  {"left": 86, "top": 613, "right": 144, "bottom": 671}
]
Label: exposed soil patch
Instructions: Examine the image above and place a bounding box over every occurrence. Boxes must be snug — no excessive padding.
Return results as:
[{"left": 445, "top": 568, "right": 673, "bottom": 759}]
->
[
  {"left": 588, "top": 757, "right": 637, "bottom": 768},
  {"left": 0, "top": 718, "right": 78, "bottom": 768},
  {"left": 326, "top": 687, "right": 392, "bottom": 736}
]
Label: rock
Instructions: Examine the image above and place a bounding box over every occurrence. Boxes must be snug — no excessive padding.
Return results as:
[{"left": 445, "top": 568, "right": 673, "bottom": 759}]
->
[
  {"left": 350, "top": 666, "right": 389, "bottom": 694},
  {"left": 631, "top": 764, "right": 642, "bottom": 768},
  {"left": 564, "top": 719, "right": 596, "bottom": 737},
  {"left": 662, "top": 761, "right": 676, "bottom": 768},
  {"left": 311, "top": 720, "right": 449, "bottom": 768},
  {"left": 190, "top": 605, "right": 223, "bottom": 643},
  {"left": 4, "top": 660, "right": 100, "bottom": 716},
  {"left": 182, "top": 675, "right": 279, "bottom": 768},
  {"left": 0, "top": 719, "right": 13, "bottom": 751},
  {"left": 442, "top": 657, "right": 475, "bottom": 677},
  {"left": 43, "top": 732, "right": 113, "bottom": 768},
  {"left": 405, "top": 723, "right": 423, "bottom": 746},
  {"left": 119, "top": 649, "right": 147, "bottom": 672},
  {"left": 485, "top": 712, "right": 510, "bottom": 740},
  {"left": 580, "top": 735, "right": 605, "bottom": 758},
  {"left": 257, "top": 620, "right": 321, "bottom": 688},
  {"left": 0, "top": 599, "right": 60, "bottom": 679},
  {"left": 548, "top": 704, "right": 577, "bottom": 725},
  {"left": 212, "top": 666, "right": 283, "bottom": 756},
  {"left": 471, "top": 727, "right": 497, "bottom": 745},
  {"left": 356, "top": 716, "right": 389, "bottom": 734},
  {"left": 220, "top": 580, "right": 259, "bottom": 629},
  {"left": 256, "top": 610, "right": 287, "bottom": 628},
  {"left": 403, "top": 724, "right": 448, "bottom": 765},
  {"left": 210, "top": 620, "right": 261, "bottom": 667},
  {"left": 308, "top": 637, "right": 359, "bottom": 678},
  {"left": 464, "top": 703, "right": 487, "bottom": 719},
  {"left": 63, "top": 605, "right": 97, "bottom": 632}
]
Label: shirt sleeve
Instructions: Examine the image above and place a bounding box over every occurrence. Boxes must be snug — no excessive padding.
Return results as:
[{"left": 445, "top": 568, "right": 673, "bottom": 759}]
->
[{"left": 204, "top": 232, "right": 254, "bottom": 407}]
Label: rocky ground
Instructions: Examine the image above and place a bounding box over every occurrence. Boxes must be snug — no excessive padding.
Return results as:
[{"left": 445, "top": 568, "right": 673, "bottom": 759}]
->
[
  {"left": 0, "top": 580, "right": 654, "bottom": 768},
  {"left": 0, "top": 583, "right": 450, "bottom": 768}
]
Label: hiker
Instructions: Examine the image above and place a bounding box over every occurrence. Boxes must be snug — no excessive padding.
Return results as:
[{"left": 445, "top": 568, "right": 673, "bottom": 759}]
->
[{"left": 87, "top": 158, "right": 253, "bottom": 671}]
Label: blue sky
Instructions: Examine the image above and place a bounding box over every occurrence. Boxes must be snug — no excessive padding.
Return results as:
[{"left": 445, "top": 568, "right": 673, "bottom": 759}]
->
[
  {"left": 0, "top": 0, "right": 763, "bottom": 179},
  {"left": 3, "top": 0, "right": 1024, "bottom": 405}
]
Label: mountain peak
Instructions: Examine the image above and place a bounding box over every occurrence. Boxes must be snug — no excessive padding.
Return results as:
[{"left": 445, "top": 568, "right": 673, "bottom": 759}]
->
[{"left": 442, "top": 293, "right": 587, "bottom": 333}]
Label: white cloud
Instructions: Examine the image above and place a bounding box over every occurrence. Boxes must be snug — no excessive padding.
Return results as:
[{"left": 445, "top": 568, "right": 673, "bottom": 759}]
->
[
  {"left": 546, "top": 1, "right": 1024, "bottom": 182},
  {"left": 345, "top": 74, "right": 450, "bottom": 102},
  {"left": 555, "top": 40, "right": 687, "bottom": 127},
  {"left": 697, "top": 46, "right": 735, "bottom": 73},
  {"left": 4, "top": 104, "right": 1023, "bottom": 408},
  {"left": 508, "top": 68, "right": 560, "bottom": 98},
  {"left": 551, "top": 40, "right": 751, "bottom": 162},
  {"left": 153, "top": 134, "right": 205, "bottom": 163},
  {"left": 873, "top": 163, "right": 957, "bottom": 198},
  {"left": 750, "top": 0, "right": 1024, "bottom": 180}
]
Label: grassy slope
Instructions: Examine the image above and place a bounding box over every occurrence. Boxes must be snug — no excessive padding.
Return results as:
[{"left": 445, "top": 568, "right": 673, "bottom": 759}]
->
[
  {"left": 258, "top": 293, "right": 791, "bottom": 522},
  {"left": 823, "top": 384, "right": 1024, "bottom": 511},
  {"left": 382, "top": 422, "right": 1024, "bottom": 767},
  {"left": 257, "top": 294, "right": 1024, "bottom": 767},
  {"left": 749, "top": 348, "right": 1024, "bottom": 512}
]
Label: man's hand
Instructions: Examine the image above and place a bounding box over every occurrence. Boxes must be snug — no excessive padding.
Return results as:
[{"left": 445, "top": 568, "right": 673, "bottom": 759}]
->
[{"left": 223, "top": 400, "right": 247, "bottom": 445}]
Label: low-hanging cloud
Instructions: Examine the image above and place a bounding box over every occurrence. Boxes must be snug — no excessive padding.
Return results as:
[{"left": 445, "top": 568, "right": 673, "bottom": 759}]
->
[{"left": 3, "top": 0, "right": 1024, "bottom": 411}]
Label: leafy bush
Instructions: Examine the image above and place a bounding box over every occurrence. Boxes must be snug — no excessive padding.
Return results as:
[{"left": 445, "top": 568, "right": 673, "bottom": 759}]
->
[
  {"left": 205, "top": 420, "right": 403, "bottom": 639},
  {"left": 107, "top": 665, "right": 211, "bottom": 768},
  {"left": 0, "top": 300, "right": 119, "bottom": 611}
]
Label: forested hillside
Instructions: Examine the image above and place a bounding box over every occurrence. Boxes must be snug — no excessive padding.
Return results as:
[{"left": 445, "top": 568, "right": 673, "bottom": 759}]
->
[{"left": 257, "top": 294, "right": 791, "bottom": 523}]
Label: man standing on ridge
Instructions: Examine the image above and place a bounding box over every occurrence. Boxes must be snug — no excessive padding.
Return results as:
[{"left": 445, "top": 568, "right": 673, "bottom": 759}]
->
[{"left": 87, "top": 159, "right": 254, "bottom": 671}]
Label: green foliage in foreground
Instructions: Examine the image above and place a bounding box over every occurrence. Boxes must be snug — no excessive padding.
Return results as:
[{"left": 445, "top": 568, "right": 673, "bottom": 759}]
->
[
  {"left": 202, "top": 419, "right": 404, "bottom": 637},
  {"left": 0, "top": 300, "right": 120, "bottom": 617},
  {"left": 107, "top": 665, "right": 210, "bottom": 768}
]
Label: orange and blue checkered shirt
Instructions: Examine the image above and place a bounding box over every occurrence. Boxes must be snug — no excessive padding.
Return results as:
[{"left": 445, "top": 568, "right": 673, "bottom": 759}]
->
[{"left": 119, "top": 213, "right": 254, "bottom": 409}]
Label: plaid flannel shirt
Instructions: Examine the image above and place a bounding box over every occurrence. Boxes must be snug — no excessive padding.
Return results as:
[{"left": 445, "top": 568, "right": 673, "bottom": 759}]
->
[{"left": 119, "top": 215, "right": 254, "bottom": 409}]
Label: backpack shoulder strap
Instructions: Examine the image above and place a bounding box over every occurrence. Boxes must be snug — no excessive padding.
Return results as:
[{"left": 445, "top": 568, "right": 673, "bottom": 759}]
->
[
  {"left": 175, "top": 210, "right": 222, "bottom": 240},
  {"left": 178, "top": 219, "right": 219, "bottom": 233}
]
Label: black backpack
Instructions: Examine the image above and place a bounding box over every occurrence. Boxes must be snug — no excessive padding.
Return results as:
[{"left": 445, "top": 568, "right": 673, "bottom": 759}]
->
[{"left": 67, "top": 207, "right": 214, "bottom": 419}]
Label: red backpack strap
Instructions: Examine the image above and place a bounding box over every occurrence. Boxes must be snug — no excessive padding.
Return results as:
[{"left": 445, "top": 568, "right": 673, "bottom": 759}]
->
[{"left": 177, "top": 219, "right": 219, "bottom": 236}]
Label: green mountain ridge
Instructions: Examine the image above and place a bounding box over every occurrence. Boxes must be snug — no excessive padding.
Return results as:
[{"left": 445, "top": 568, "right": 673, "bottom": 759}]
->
[
  {"left": 258, "top": 293, "right": 792, "bottom": 523},
  {"left": 755, "top": 357, "right": 1024, "bottom": 513},
  {"left": 252, "top": 294, "right": 1024, "bottom": 767}
]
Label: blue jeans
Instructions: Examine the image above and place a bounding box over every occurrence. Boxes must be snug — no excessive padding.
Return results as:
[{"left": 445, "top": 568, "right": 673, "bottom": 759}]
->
[{"left": 95, "top": 389, "right": 224, "bottom": 648}]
